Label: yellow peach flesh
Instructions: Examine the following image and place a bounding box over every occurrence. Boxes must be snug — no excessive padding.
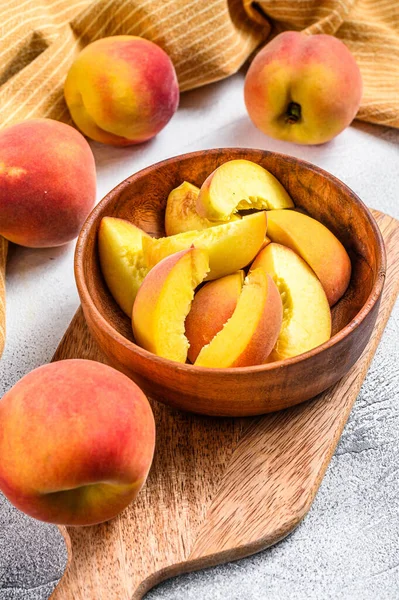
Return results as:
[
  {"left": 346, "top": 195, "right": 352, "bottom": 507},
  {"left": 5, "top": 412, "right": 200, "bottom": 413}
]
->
[
  {"left": 196, "top": 159, "right": 294, "bottom": 221},
  {"left": 185, "top": 270, "right": 244, "bottom": 363},
  {"left": 143, "top": 211, "right": 267, "bottom": 281},
  {"left": 195, "top": 268, "right": 282, "bottom": 368},
  {"left": 132, "top": 248, "right": 209, "bottom": 363},
  {"left": 251, "top": 243, "right": 331, "bottom": 361},
  {"left": 165, "top": 181, "right": 239, "bottom": 236},
  {"left": 98, "top": 217, "right": 150, "bottom": 317}
]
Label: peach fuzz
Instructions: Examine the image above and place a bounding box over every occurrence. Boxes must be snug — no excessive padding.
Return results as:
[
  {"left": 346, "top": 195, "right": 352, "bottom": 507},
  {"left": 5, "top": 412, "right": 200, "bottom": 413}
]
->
[
  {"left": 196, "top": 159, "right": 293, "bottom": 221},
  {"left": 0, "top": 359, "right": 155, "bottom": 526},
  {"left": 251, "top": 243, "right": 331, "bottom": 361},
  {"left": 64, "top": 36, "right": 179, "bottom": 146},
  {"left": 165, "top": 181, "right": 239, "bottom": 236},
  {"left": 0, "top": 119, "right": 96, "bottom": 248},
  {"left": 266, "top": 209, "right": 351, "bottom": 306},
  {"left": 244, "top": 31, "right": 362, "bottom": 145},
  {"left": 185, "top": 270, "right": 244, "bottom": 363},
  {"left": 195, "top": 269, "right": 282, "bottom": 368},
  {"left": 143, "top": 211, "right": 267, "bottom": 281},
  {"left": 99, "top": 216, "right": 151, "bottom": 317},
  {"left": 132, "top": 247, "right": 209, "bottom": 363}
]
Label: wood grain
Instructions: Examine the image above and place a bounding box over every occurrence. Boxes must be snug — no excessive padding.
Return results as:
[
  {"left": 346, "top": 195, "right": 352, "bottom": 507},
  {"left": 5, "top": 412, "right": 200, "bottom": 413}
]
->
[
  {"left": 74, "top": 148, "right": 385, "bottom": 416},
  {"left": 0, "top": 236, "right": 7, "bottom": 358},
  {"left": 51, "top": 209, "right": 399, "bottom": 600}
]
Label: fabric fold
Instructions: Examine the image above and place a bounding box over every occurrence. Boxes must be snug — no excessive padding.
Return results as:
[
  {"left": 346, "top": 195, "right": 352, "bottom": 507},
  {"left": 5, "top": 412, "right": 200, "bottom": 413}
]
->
[{"left": 0, "top": 0, "right": 398, "bottom": 128}]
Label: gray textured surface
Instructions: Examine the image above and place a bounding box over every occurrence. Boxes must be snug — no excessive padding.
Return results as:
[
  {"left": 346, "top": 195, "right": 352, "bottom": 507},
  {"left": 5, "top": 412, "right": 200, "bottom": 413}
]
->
[
  {"left": 0, "top": 71, "right": 398, "bottom": 599},
  {"left": 146, "top": 312, "right": 399, "bottom": 600},
  {"left": 0, "top": 494, "right": 68, "bottom": 599}
]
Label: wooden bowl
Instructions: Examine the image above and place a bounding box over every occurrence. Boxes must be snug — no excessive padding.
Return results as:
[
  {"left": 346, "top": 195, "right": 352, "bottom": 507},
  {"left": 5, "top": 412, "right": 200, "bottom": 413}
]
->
[{"left": 75, "top": 148, "right": 386, "bottom": 417}]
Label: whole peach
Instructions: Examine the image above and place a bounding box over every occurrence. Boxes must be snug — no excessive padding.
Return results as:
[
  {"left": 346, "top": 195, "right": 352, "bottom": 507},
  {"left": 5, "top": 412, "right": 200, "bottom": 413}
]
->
[
  {"left": 64, "top": 36, "right": 179, "bottom": 146},
  {"left": 244, "top": 32, "right": 362, "bottom": 145},
  {"left": 0, "top": 359, "right": 155, "bottom": 525},
  {"left": 0, "top": 119, "right": 96, "bottom": 247}
]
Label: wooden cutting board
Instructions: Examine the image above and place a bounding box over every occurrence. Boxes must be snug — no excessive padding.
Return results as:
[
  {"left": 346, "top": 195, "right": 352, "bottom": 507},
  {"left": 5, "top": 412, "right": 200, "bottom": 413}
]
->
[{"left": 51, "top": 210, "right": 399, "bottom": 600}]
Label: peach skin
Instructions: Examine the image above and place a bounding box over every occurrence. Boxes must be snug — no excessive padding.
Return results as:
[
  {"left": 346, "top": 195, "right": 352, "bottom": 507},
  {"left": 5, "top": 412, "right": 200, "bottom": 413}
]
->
[
  {"left": 244, "top": 31, "right": 362, "bottom": 145},
  {"left": 165, "top": 181, "right": 239, "bottom": 236},
  {"left": 64, "top": 36, "right": 179, "bottom": 146},
  {"left": 0, "top": 359, "right": 155, "bottom": 526},
  {"left": 266, "top": 209, "right": 351, "bottom": 306},
  {"left": 132, "top": 247, "right": 209, "bottom": 363},
  {"left": 196, "top": 159, "right": 293, "bottom": 221},
  {"left": 98, "top": 216, "right": 151, "bottom": 317},
  {"left": 195, "top": 268, "right": 282, "bottom": 368},
  {"left": 143, "top": 211, "right": 267, "bottom": 281},
  {"left": 0, "top": 119, "right": 96, "bottom": 248},
  {"left": 251, "top": 243, "right": 331, "bottom": 361},
  {"left": 185, "top": 270, "right": 244, "bottom": 363}
]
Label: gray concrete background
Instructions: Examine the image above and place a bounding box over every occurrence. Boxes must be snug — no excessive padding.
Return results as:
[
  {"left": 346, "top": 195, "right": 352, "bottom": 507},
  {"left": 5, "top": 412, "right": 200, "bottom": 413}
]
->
[{"left": 1, "top": 72, "right": 398, "bottom": 599}]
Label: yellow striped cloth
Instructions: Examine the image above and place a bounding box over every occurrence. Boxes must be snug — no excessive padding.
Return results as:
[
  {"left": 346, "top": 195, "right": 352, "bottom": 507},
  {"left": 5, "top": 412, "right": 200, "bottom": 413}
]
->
[{"left": 0, "top": 0, "right": 398, "bottom": 129}]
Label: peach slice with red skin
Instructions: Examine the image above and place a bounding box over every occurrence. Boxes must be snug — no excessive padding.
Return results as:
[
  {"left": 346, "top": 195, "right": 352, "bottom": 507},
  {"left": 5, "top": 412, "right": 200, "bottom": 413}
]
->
[
  {"left": 251, "top": 242, "right": 331, "bottom": 361},
  {"left": 132, "top": 247, "right": 209, "bottom": 363},
  {"left": 143, "top": 211, "right": 267, "bottom": 281},
  {"left": 196, "top": 159, "right": 294, "bottom": 222},
  {"left": 266, "top": 209, "right": 351, "bottom": 306},
  {"left": 194, "top": 268, "right": 282, "bottom": 368},
  {"left": 185, "top": 271, "right": 245, "bottom": 363}
]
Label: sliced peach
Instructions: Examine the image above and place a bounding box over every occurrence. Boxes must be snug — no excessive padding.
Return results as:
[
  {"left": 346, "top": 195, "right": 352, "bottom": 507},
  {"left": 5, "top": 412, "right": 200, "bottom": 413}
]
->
[
  {"left": 185, "top": 270, "right": 244, "bottom": 363},
  {"left": 262, "top": 235, "right": 271, "bottom": 249},
  {"left": 251, "top": 243, "right": 331, "bottom": 361},
  {"left": 165, "top": 182, "right": 206, "bottom": 235},
  {"left": 165, "top": 181, "right": 240, "bottom": 236},
  {"left": 196, "top": 159, "right": 294, "bottom": 221},
  {"left": 194, "top": 268, "right": 282, "bottom": 368},
  {"left": 266, "top": 209, "right": 351, "bottom": 306},
  {"left": 132, "top": 247, "right": 209, "bottom": 363},
  {"left": 143, "top": 211, "right": 267, "bottom": 281},
  {"left": 98, "top": 217, "right": 151, "bottom": 317}
]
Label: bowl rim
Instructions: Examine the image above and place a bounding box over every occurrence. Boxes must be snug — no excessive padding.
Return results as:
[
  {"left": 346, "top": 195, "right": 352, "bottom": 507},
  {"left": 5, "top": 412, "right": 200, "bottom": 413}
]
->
[{"left": 75, "top": 147, "right": 387, "bottom": 377}]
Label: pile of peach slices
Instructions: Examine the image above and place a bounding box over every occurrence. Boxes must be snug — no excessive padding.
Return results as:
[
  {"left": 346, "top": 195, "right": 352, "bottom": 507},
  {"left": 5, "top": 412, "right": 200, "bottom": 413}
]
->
[{"left": 99, "top": 159, "right": 351, "bottom": 368}]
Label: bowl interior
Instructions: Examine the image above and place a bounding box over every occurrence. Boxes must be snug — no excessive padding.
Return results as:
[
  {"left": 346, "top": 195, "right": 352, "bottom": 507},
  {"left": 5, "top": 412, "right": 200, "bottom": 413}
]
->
[{"left": 80, "top": 148, "right": 382, "bottom": 358}]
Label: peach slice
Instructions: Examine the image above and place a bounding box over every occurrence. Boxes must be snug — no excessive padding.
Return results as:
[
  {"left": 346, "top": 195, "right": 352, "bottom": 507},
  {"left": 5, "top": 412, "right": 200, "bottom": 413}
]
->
[
  {"left": 165, "top": 182, "right": 207, "bottom": 235},
  {"left": 98, "top": 217, "right": 150, "bottom": 317},
  {"left": 196, "top": 159, "right": 294, "bottom": 221},
  {"left": 195, "top": 268, "right": 282, "bottom": 368},
  {"left": 266, "top": 209, "right": 351, "bottom": 306},
  {"left": 165, "top": 182, "right": 240, "bottom": 236},
  {"left": 251, "top": 243, "right": 331, "bottom": 361},
  {"left": 143, "top": 211, "right": 267, "bottom": 281},
  {"left": 132, "top": 247, "right": 209, "bottom": 363},
  {"left": 185, "top": 270, "right": 244, "bottom": 363}
]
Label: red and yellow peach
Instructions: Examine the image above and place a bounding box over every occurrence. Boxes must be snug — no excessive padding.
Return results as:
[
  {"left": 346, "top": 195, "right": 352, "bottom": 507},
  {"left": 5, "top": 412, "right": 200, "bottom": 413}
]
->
[
  {"left": 0, "top": 119, "right": 96, "bottom": 248},
  {"left": 0, "top": 359, "right": 155, "bottom": 525},
  {"left": 64, "top": 36, "right": 179, "bottom": 146},
  {"left": 244, "top": 31, "right": 362, "bottom": 145}
]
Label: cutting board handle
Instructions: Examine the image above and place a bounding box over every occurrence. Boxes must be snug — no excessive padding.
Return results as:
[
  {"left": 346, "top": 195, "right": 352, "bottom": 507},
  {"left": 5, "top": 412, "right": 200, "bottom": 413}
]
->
[{"left": 0, "top": 236, "right": 7, "bottom": 357}]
